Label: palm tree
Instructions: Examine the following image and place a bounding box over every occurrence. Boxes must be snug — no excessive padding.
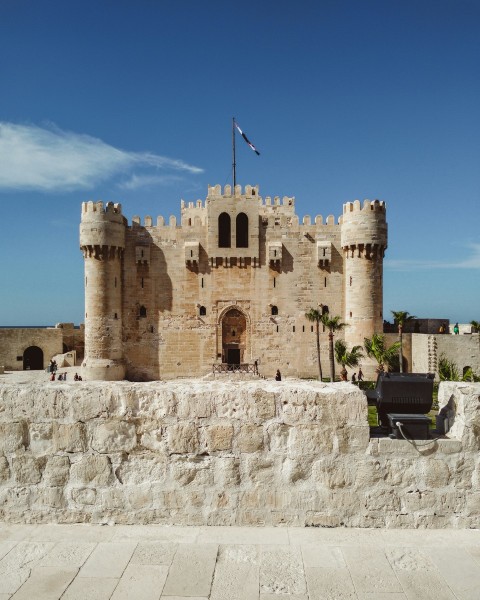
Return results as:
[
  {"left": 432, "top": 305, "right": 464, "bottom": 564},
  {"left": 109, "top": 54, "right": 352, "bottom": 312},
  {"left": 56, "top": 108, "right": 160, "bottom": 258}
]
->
[
  {"left": 321, "top": 312, "right": 347, "bottom": 382},
  {"left": 471, "top": 320, "right": 480, "bottom": 334},
  {"left": 334, "top": 340, "right": 364, "bottom": 381},
  {"left": 391, "top": 310, "right": 416, "bottom": 373},
  {"left": 364, "top": 334, "right": 401, "bottom": 374},
  {"left": 305, "top": 308, "right": 323, "bottom": 381}
]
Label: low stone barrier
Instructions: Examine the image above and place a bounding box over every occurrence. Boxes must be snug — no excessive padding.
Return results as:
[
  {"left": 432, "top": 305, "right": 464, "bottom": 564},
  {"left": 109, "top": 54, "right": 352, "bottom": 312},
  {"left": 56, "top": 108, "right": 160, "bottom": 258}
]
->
[{"left": 0, "top": 380, "right": 479, "bottom": 527}]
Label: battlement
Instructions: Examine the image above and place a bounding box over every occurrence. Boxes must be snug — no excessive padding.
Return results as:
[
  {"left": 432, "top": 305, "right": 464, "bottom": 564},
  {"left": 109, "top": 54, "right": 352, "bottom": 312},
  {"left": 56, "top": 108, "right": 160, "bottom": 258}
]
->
[
  {"left": 207, "top": 184, "right": 260, "bottom": 198},
  {"left": 82, "top": 200, "right": 123, "bottom": 215},
  {"left": 342, "top": 199, "right": 386, "bottom": 215}
]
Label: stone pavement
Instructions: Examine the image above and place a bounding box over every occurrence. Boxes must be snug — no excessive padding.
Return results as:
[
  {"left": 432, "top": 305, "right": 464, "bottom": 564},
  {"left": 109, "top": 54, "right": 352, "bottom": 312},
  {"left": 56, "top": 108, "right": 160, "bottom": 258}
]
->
[{"left": 0, "top": 525, "right": 480, "bottom": 599}]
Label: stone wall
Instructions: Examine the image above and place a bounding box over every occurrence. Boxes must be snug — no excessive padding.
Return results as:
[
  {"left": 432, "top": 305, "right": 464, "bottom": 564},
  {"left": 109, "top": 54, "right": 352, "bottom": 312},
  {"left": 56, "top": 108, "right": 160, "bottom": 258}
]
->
[
  {"left": 0, "top": 328, "right": 62, "bottom": 371},
  {"left": 0, "top": 380, "right": 479, "bottom": 527}
]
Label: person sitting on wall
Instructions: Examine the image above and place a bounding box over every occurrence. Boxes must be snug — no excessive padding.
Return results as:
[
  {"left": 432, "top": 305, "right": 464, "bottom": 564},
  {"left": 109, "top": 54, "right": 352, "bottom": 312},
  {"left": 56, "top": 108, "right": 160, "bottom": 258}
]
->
[
  {"left": 351, "top": 373, "right": 357, "bottom": 384},
  {"left": 275, "top": 369, "right": 282, "bottom": 381},
  {"left": 50, "top": 372, "right": 55, "bottom": 381}
]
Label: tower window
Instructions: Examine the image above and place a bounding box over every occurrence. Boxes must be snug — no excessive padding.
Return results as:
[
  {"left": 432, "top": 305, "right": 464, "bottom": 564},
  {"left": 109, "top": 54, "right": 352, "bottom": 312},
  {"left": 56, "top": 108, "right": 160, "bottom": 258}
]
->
[
  {"left": 293, "top": 326, "right": 295, "bottom": 333},
  {"left": 276, "top": 325, "right": 279, "bottom": 332},
  {"left": 236, "top": 212, "right": 249, "bottom": 248},
  {"left": 324, "top": 277, "right": 327, "bottom": 287},
  {"left": 201, "top": 277, "right": 204, "bottom": 288},
  {"left": 350, "top": 276, "right": 353, "bottom": 286},
  {"left": 115, "top": 276, "right": 117, "bottom": 288},
  {"left": 218, "top": 212, "right": 231, "bottom": 248},
  {"left": 114, "top": 313, "right": 118, "bottom": 319},
  {"left": 271, "top": 305, "right": 278, "bottom": 316},
  {"left": 139, "top": 306, "right": 147, "bottom": 318},
  {"left": 273, "top": 278, "right": 276, "bottom": 288},
  {"left": 302, "top": 325, "right": 305, "bottom": 332},
  {"left": 141, "top": 278, "right": 144, "bottom": 288},
  {"left": 199, "top": 306, "right": 206, "bottom": 316}
]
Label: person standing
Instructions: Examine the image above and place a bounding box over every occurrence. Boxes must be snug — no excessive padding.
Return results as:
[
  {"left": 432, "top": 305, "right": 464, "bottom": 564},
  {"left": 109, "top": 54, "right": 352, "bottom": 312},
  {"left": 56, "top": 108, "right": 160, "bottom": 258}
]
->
[
  {"left": 454, "top": 323, "right": 459, "bottom": 335},
  {"left": 275, "top": 369, "right": 282, "bottom": 381},
  {"left": 357, "top": 368, "right": 364, "bottom": 382}
]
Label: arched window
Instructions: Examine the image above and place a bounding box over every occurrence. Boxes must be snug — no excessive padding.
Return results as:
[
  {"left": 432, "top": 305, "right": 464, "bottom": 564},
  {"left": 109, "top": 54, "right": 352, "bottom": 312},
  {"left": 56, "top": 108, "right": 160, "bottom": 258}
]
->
[
  {"left": 322, "top": 305, "right": 329, "bottom": 315},
  {"left": 199, "top": 306, "right": 206, "bottom": 316},
  {"left": 271, "top": 305, "right": 278, "bottom": 316},
  {"left": 236, "top": 213, "right": 248, "bottom": 248},
  {"left": 218, "top": 213, "right": 231, "bottom": 248},
  {"left": 139, "top": 305, "right": 147, "bottom": 318}
]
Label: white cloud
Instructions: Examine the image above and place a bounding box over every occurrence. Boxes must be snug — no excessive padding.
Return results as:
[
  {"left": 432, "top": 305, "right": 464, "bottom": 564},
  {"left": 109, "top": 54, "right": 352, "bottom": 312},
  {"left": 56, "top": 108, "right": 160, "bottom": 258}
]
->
[
  {"left": 119, "top": 173, "right": 183, "bottom": 190},
  {"left": 0, "top": 122, "right": 203, "bottom": 192},
  {"left": 385, "top": 243, "right": 480, "bottom": 271}
]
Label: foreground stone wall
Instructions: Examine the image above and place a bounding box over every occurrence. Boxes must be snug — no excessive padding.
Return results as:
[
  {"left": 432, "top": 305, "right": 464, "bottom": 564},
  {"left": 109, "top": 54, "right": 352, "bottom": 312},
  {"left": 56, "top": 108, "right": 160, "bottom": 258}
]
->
[{"left": 0, "top": 380, "right": 479, "bottom": 527}]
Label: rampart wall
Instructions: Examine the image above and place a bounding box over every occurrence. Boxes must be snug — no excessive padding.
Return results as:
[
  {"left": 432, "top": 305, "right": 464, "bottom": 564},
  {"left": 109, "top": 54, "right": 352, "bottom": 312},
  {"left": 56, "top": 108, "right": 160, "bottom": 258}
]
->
[{"left": 0, "top": 380, "right": 479, "bottom": 527}]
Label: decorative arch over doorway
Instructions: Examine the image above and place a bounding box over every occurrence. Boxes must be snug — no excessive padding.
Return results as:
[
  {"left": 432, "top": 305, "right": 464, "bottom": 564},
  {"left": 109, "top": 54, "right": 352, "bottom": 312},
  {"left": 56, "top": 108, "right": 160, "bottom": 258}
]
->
[
  {"left": 218, "top": 306, "right": 250, "bottom": 365},
  {"left": 23, "top": 346, "right": 44, "bottom": 370}
]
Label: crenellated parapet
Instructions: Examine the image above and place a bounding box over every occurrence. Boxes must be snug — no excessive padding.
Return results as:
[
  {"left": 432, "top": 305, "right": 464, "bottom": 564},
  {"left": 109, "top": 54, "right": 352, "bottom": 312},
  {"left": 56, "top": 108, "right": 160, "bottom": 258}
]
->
[
  {"left": 207, "top": 183, "right": 260, "bottom": 199},
  {"left": 341, "top": 199, "right": 388, "bottom": 254},
  {"left": 80, "top": 200, "right": 126, "bottom": 255}
]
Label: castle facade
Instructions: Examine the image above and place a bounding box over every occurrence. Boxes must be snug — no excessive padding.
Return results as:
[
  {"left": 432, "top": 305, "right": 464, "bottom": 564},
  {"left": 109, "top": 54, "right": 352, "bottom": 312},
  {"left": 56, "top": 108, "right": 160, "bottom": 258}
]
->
[{"left": 80, "top": 184, "right": 387, "bottom": 380}]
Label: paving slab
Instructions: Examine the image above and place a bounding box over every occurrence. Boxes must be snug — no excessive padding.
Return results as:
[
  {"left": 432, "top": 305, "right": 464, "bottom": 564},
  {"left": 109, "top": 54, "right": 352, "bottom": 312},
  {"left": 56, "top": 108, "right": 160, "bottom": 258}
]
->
[
  {"left": 162, "top": 543, "right": 218, "bottom": 597},
  {"left": 210, "top": 545, "right": 259, "bottom": 600},
  {"left": 38, "top": 541, "right": 96, "bottom": 567},
  {"left": 24, "top": 524, "right": 116, "bottom": 543},
  {"left": 10, "top": 566, "right": 77, "bottom": 600},
  {"left": 342, "top": 546, "right": 403, "bottom": 595},
  {"left": 0, "top": 525, "right": 478, "bottom": 599},
  {"left": 198, "top": 526, "right": 289, "bottom": 545},
  {"left": 111, "top": 525, "right": 198, "bottom": 543},
  {"left": 60, "top": 576, "right": 119, "bottom": 600},
  {"left": 305, "top": 566, "right": 357, "bottom": 599},
  {"left": 111, "top": 563, "right": 169, "bottom": 600},
  {"left": 0, "top": 541, "right": 55, "bottom": 595},
  {"left": 427, "top": 546, "right": 480, "bottom": 600},
  {"left": 260, "top": 545, "right": 306, "bottom": 595},
  {"left": 78, "top": 542, "right": 137, "bottom": 579},
  {"left": 130, "top": 541, "right": 178, "bottom": 565},
  {"left": 0, "top": 540, "right": 17, "bottom": 561}
]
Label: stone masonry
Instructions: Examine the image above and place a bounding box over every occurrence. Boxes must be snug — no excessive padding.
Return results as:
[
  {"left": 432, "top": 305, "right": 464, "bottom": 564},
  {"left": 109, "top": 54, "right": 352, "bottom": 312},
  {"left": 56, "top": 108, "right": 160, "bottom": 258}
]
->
[
  {"left": 0, "top": 379, "right": 479, "bottom": 527},
  {"left": 80, "top": 185, "right": 388, "bottom": 381}
]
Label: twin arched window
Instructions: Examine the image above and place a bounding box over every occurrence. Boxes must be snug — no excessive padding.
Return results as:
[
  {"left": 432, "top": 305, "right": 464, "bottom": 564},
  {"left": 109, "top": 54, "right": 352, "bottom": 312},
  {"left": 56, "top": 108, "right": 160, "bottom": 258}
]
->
[{"left": 218, "top": 212, "right": 249, "bottom": 248}]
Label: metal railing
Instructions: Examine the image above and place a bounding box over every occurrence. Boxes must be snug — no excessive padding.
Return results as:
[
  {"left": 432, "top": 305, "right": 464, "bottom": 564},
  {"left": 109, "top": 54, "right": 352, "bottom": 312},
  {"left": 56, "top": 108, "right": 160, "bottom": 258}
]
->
[{"left": 212, "top": 363, "right": 257, "bottom": 374}]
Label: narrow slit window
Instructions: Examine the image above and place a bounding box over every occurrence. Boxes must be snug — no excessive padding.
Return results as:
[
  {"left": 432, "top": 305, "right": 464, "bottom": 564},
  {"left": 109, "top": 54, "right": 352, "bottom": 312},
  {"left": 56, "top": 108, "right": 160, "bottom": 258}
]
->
[
  {"left": 273, "top": 278, "right": 276, "bottom": 288},
  {"left": 293, "top": 325, "right": 295, "bottom": 332}
]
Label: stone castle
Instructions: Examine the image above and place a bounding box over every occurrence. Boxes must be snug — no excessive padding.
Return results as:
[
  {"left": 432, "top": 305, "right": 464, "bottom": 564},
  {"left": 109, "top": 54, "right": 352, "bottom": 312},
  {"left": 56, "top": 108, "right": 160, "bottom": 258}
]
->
[{"left": 80, "top": 184, "right": 387, "bottom": 381}]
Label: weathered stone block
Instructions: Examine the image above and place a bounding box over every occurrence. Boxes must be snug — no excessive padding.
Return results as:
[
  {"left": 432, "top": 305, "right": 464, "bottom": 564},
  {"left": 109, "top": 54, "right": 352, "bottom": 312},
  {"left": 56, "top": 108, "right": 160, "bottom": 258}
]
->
[
  {"left": 416, "top": 459, "right": 451, "bottom": 488},
  {"left": 11, "top": 455, "right": 42, "bottom": 484},
  {"left": 29, "top": 423, "right": 54, "bottom": 455},
  {"left": 170, "top": 456, "right": 213, "bottom": 486},
  {"left": 125, "top": 484, "right": 153, "bottom": 510},
  {"left": 0, "top": 422, "right": 25, "bottom": 453},
  {"left": 72, "top": 487, "right": 97, "bottom": 505},
  {"left": 288, "top": 424, "right": 332, "bottom": 456},
  {"left": 116, "top": 455, "right": 167, "bottom": 485},
  {"left": 312, "top": 458, "right": 352, "bottom": 489},
  {"left": 214, "top": 456, "right": 240, "bottom": 486},
  {"left": 237, "top": 424, "right": 263, "bottom": 452},
  {"left": 205, "top": 424, "right": 233, "bottom": 451},
  {"left": 55, "top": 423, "right": 87, "bottom": 452},
  {"left": 167, "top": 423, "right": 198, "bottom": 454},
  {"left": 70, "top": 455, "right": 113, "bottom": 486},
  {"left": 0, "top": 455, "right": 10, "bottom": 482},
  {"left": 91, "top": 420, "right": 137, "bottom": 453},
  {"left": 38, "top": 486, "right": 66, "bottom": 508},
  {"left": 43, "top": 455, "right": 70, "bottom": 486}
]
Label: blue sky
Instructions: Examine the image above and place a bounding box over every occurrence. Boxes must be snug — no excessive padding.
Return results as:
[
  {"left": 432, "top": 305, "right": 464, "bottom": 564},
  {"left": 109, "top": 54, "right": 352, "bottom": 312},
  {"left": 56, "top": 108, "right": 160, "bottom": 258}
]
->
[{"left": 0, "top": 0, "right": 479, "bottom": 326}]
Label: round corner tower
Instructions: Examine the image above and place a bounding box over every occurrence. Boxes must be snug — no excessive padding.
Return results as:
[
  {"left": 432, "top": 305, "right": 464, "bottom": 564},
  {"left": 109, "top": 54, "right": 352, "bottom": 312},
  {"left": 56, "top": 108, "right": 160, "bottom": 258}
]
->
[
  {"left": 80, "top": 200, "right": 126, "bottom": 381},
  {"left": 341, "top": 199, "right": 388, "bottom": 347}
]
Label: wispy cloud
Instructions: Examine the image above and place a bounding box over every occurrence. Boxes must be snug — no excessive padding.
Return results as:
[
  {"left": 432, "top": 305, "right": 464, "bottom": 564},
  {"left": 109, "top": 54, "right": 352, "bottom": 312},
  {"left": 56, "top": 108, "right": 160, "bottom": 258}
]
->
[
  {"left": 385, "top": 243, "right": 480, "bottom": 271},
  {"left": 119, "top": 173, "right": 183, "bottom": 190},
  {"left": 0, "top": 122, "right": 203, "bottom": 192}
]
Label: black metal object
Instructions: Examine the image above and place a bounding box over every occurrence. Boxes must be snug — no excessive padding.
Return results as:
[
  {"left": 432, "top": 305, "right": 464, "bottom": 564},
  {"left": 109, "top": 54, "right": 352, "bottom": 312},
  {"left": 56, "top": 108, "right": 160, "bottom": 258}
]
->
[
  {"left": 366, "top": 372, "right": 434, "bottom": 431},
  {"left": 388, "top": 413, "right": 432, "bottom": 440}
]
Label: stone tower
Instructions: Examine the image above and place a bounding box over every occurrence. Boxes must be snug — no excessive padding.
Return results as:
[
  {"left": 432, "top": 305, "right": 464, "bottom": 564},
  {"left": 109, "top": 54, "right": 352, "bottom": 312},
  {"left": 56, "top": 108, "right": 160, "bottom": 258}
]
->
[
  {"left": 80, "top": 201, "right": 126, "bottom": 380},
  {"left": 341, "top": 199, "right": 388, "bottom": 348}
]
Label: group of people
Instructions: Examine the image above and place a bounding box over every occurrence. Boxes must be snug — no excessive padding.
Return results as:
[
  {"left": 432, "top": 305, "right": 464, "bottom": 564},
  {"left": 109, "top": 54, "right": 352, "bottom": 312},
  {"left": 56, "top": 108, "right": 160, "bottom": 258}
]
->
[
  {"left": 49, "top": 369, "right": 83, "bottom": 381},
  {"left": 340, "top": 368, "right": 363, "bottom": 384}
]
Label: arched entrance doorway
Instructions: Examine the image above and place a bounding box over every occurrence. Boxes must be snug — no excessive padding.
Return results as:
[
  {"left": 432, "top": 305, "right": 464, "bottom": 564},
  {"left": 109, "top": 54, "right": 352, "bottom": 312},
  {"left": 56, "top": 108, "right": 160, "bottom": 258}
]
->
[
  {"left": 221, "top": 308, "right": 247, "bottom": 365},
  {"left": 23, "top": 346, "right": 44, "bottom": 370}
]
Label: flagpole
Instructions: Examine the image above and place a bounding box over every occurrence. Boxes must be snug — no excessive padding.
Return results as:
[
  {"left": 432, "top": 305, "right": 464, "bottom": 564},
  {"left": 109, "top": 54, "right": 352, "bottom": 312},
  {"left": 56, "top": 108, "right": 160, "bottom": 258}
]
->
[{"left": 232, "top": 117, "right": 236, "bottom": 188}]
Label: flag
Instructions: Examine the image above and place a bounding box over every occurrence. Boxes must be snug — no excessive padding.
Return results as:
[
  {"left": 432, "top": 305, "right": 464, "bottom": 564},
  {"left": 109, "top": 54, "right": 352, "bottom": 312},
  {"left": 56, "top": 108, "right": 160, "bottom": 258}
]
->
[{"left": 234, "top": 121, "right": 260, "bottom": 155}]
